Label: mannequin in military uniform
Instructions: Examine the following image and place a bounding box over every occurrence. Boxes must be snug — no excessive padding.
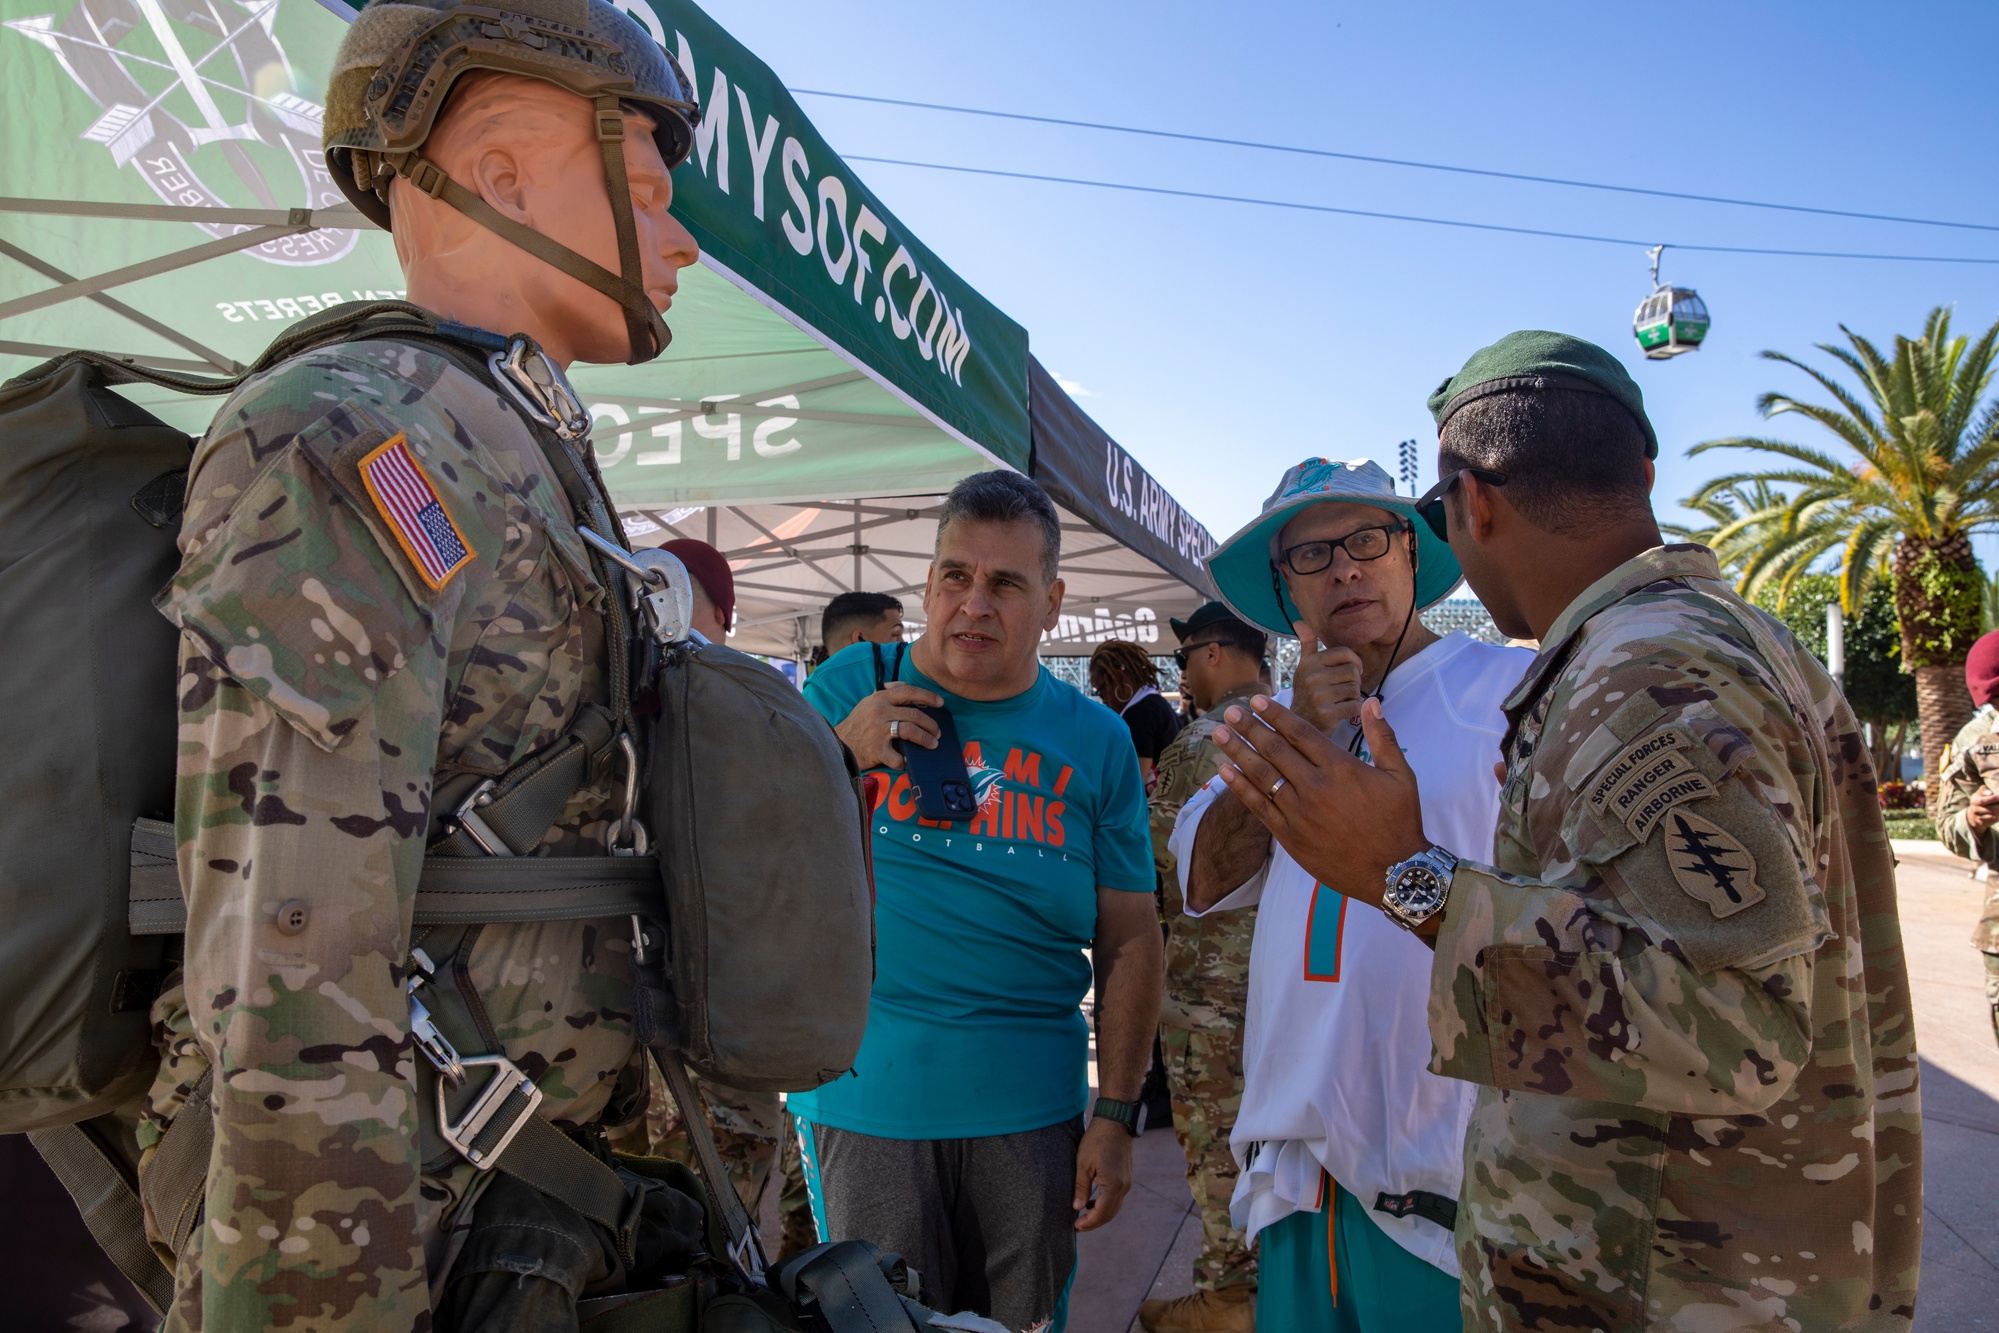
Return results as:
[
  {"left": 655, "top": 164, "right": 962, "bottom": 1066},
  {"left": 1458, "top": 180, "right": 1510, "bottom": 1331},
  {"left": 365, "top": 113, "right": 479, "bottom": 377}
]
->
[{"left": 136, "top": 3, "right": 702, "bottom": 1327}]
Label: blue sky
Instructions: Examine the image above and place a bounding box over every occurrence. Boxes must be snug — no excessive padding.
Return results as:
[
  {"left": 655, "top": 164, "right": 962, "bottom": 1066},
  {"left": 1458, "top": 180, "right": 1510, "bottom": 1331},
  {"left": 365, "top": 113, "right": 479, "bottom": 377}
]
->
[{"left": 699, "top": 0, "right": 1999, "bottom": 560}]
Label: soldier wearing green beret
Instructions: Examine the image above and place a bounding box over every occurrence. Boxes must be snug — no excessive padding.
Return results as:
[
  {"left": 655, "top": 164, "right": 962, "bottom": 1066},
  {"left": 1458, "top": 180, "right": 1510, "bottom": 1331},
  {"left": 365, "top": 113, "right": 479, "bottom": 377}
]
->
[{"left": 1202, "top": 330, "right": 1923, "bottom": 1331}]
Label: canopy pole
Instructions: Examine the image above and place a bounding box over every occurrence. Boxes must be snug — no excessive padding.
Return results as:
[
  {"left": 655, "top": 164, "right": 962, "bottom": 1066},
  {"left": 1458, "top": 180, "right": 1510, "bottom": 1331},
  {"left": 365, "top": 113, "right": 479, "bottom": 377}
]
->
[
  {"left": 852, "top": 502, "right": 863, "bottom": 591},
  {"left": 0, "top": 197, "right": 371, "bottom": 229},
  {"left": 0, "top": 238, "right": 241, "bottom": 372},
  {"left": 0, "top": 218, "right": 330, "bottom": 322}
]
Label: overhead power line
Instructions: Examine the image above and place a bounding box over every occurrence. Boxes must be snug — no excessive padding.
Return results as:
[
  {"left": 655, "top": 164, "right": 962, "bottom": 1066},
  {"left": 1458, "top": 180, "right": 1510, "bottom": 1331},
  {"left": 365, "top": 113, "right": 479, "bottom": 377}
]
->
[
  {"left": 844, "top": 154, "right": 1999, "bottom": 265},
  {"left": 797, "top": 88, "right": 1999, "bottom": 237}
]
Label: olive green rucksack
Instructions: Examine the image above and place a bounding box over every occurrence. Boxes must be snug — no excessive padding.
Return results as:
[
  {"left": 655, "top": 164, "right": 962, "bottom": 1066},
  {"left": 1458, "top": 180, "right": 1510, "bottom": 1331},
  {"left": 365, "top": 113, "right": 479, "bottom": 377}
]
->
[{"left": 0, "top": 353, "right": 205, "bottom": 1134}]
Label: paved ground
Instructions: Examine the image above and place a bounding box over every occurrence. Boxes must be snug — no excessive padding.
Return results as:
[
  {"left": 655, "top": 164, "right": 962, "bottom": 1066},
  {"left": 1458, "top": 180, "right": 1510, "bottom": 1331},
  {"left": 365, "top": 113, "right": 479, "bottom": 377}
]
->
[{"left": 1069, "top": 841, "right": 1999, "bottom": 1333}]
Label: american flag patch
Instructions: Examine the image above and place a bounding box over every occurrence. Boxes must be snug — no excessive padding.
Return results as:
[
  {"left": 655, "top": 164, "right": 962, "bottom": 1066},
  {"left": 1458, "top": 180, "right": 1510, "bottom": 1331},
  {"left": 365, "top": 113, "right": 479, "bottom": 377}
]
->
[{"left": 356, "top": 434, "right": 474, "bottom": 590}]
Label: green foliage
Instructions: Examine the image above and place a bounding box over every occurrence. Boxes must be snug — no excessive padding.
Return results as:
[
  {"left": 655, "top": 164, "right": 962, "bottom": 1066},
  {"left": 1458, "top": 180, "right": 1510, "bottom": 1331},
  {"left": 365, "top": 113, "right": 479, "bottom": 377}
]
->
[
  {"left": 1662, "top": 481, "right": 1789, "bottom": 567},
  {"left": 1881, "top": 812, "right": 1937, "bottom": 840},
  {"left": 1754, "top": 575, "right": 1916, "bottom": 725},
  {"left": 1686, "top": 305, "right": 1999, "bottom": 614},
  {"left": 1893, "top": 541, "right": 1985, "bottom": 667}
]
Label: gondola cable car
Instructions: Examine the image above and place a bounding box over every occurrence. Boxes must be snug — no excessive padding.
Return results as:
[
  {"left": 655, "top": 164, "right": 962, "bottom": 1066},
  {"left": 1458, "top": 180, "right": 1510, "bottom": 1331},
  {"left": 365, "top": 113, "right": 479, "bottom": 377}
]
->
[{"left": 1633, "top": 245, "right": 1709, "bottom": 360}]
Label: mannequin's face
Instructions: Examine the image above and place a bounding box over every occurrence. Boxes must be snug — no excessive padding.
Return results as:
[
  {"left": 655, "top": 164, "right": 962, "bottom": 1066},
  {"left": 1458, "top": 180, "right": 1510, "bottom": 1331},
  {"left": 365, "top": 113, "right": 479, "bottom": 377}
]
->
[{"left": 391, "top": 74, "right": 699, "bottom": 365}]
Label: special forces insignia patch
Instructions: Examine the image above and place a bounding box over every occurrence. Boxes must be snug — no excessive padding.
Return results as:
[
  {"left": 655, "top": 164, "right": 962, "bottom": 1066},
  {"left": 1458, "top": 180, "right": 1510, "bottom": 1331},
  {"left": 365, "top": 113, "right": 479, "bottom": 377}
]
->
[
  {"left": 1662, "top": 807, "right": 1764, "bottom": 918},
  {"left": 1585, "top": 726, "right": 1718, "bottom": 841}
]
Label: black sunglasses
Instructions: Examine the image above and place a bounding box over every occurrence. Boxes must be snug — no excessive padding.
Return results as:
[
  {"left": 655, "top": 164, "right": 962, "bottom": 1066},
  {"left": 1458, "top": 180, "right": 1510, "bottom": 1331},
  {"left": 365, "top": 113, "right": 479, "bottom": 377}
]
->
[
  {"left": 1414, "top": 468, "right": 1508, "bottom": 539},
  {"left": 1171, "top": 639, "right": 1225, "bottom": 669},
  {"left": 1277, "top": 521, "right": 1410, "bottom": 578}
]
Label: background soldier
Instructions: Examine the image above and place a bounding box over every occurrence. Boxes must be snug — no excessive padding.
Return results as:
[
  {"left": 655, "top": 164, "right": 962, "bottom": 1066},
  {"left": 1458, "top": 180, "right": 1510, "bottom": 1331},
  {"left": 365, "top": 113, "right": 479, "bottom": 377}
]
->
[
  {"left": 138, "top": 3, "right": 706, "bottom": 1326},
  {"left": 1207, "top": 332, "right": 1923, "bottom": 1331},
  {"left": 1138, "top": 602, "right": 1265, "bottom": 1333},
  {"left": 1934, "top": 628, "right": 1999, "bottom": 1046}
]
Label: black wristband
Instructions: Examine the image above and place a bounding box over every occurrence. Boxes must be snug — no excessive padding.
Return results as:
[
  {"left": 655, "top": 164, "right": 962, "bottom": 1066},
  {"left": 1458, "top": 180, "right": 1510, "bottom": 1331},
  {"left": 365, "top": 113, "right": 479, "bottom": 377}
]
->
[{"left": 1091, "top": 1096, "right": 1145, "bottom": 1137}]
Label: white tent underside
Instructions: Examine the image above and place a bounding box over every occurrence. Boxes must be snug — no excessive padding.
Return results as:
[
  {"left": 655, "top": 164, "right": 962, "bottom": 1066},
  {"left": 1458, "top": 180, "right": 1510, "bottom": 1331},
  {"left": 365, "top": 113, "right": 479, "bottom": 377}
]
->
[{"left": 620, "top": 496, "right": 1204, "bottom": 661}]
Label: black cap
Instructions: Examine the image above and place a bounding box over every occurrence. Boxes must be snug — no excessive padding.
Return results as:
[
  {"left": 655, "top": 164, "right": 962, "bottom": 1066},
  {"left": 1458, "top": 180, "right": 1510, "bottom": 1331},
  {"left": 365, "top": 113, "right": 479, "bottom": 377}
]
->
[{"left": 1170, "top": 600, "right": 1254, "bottom": 643}]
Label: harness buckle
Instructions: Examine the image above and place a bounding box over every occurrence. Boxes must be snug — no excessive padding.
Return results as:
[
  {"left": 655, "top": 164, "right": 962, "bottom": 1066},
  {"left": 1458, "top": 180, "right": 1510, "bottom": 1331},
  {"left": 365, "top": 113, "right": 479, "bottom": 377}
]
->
[
  {"left": 452, "top": 778, "right": 514, "bottom": 857},
  {"left": 488, "top": 338, "right": 591, "bottom": 440},
  {"left": 437, "top": 1054, "right": 544, "bottom": 1171}
]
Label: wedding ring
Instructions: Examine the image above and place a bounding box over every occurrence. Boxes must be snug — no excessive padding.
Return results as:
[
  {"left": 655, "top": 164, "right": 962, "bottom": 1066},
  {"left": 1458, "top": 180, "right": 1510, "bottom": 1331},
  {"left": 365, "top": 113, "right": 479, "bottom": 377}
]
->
[
  {"left": 1267, "top": 777, "right": 1287, "bottom": 798},
  {"left": 889, "top": 719, "right": 901, "bottom": 741}
]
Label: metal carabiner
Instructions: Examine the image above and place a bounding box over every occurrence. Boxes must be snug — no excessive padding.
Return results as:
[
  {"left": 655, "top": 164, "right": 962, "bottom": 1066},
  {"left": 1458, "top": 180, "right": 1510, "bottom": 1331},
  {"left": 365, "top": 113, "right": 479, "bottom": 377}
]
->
[
  {"left": 577, "top": 525, "right": 664, "bottom": 586},
  {"left": 577, "top": 527, "right": 694, "bottom": 644},
  {"left": 405, "top": 948, "right": 466, "bottom": 1085},
  {"left": 604, "top": 732, "right": 650, "bottom": 856},
  {"left": 488, "top": 338, "right": 590, "bottom": 440}
]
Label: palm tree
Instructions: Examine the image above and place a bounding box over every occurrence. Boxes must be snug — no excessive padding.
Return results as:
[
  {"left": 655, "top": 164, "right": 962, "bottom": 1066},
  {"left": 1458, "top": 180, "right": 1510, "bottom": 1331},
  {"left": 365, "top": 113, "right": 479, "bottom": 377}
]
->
[
  {"left": 1688, "top": 306, "right": 1999, "bottom": 793},
  {"left": 1660, "top": 480, "right": 1792, "bottom": 579}
]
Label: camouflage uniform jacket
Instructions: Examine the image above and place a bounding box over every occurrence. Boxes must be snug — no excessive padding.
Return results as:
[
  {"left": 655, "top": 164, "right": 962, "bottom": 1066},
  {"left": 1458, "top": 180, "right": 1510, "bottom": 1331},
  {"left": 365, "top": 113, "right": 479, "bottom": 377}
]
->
[
  {"left": 1430, "top": 544, "right": 1923, "bottom": 1332},
  {"left": 1934, "top": 706, "right": 1999, "bottom": 951},
  {"left": 146, "top": 337, "right": 636, "bottom": 1330},
  {"left": 1150, "top": 682, "right": 1261, "bottom": 1029}
]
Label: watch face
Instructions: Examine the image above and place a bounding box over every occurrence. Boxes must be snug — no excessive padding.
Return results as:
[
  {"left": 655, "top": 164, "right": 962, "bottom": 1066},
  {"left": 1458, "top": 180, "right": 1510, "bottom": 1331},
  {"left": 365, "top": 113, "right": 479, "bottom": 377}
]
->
[{"left": 1393, "top": 865, "right": 1449, "bottom": 916}]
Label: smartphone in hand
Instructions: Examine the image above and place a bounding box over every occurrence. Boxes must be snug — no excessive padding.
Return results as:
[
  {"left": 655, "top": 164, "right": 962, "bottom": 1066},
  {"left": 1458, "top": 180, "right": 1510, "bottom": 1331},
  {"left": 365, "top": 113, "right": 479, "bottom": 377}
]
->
[{"left": 898, "top": 704, "right": 977, "bottom": 821}]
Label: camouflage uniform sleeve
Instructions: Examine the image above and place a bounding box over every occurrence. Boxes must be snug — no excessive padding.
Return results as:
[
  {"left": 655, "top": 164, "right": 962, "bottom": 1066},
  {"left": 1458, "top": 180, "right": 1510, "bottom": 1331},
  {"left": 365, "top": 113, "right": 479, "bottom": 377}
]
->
[
  {"left": 1430, "top": 651, "right": 1834, "bottom": 1117},
  {"left": 153, "top": 392, "right": 459, "bottom": 1330},
  {"left": 1935, "top": 729, "right": 1994, "bottom": 864},
  {"left": 1149, "top": 720, "right": 1225, "bottom": 880}
]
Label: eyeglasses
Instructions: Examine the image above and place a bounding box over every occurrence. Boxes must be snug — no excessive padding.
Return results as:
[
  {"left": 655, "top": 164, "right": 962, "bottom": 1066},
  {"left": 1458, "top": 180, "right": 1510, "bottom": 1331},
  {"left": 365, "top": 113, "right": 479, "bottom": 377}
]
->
[
  {"left": 1413, "top": 468, "right": 1508, "bottom": 539},
  {"left": 1278, "top": 522, "right": 1410, "bottom": 577},
  {"left": 1171, "top": 640, "right": 1225, "bottom": 669}
]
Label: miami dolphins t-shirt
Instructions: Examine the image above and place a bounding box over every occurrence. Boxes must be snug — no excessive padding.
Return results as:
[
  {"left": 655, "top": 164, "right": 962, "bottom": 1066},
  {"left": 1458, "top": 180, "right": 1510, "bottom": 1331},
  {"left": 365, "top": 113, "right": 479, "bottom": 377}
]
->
[{"left": 791, "top": 641, "right": 1155, "bottom": 1139}]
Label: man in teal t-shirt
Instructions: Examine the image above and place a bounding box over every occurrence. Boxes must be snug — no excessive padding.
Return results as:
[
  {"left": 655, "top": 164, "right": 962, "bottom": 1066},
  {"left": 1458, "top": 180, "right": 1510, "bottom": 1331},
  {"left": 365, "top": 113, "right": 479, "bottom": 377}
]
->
[{"left": 794, "top": 472, "right": 1163, "bottom": 1332}]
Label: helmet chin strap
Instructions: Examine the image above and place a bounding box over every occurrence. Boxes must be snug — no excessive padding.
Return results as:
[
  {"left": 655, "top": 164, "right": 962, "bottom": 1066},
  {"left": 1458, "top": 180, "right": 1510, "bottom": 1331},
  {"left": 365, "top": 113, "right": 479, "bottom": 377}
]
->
[{"left": 390, "top": 94, "right": 669, "bottom": 365}]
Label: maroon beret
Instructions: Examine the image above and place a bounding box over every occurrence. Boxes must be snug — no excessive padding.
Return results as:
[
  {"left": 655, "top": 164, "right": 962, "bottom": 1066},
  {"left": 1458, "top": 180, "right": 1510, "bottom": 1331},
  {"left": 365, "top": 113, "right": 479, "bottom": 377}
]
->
[
  {"left": 663, "top": 539, "right": 735, "bottom": 632},
  {"left": 1967, "top": 629, "right": 1999, "bottom": 708}
]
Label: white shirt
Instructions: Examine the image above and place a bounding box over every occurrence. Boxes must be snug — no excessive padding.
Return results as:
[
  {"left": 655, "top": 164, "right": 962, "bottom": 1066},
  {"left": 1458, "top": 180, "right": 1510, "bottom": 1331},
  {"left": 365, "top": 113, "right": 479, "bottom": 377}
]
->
[{"left": 1169, "top": 631, "right": 1531, "bottom": 1275}]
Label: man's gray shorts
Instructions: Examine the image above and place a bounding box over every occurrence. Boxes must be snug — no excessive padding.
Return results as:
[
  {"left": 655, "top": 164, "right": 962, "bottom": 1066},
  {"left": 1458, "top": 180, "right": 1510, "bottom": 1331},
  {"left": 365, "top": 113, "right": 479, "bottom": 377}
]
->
[{"left": 799, "top": 1117, "right": 1083, "bottom": 1331}]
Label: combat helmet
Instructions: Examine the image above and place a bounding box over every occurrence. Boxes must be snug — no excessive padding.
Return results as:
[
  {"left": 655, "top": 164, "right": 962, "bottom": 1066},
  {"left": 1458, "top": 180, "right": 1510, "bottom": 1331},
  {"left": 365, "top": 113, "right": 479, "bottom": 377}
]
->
[{"left": 325, "top": 0, "right": 699, "bottom": 364}]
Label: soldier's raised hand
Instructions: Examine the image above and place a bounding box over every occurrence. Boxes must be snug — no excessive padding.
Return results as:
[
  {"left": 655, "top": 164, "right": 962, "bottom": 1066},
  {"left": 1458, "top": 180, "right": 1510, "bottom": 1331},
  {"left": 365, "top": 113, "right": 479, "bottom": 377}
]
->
[
  {"left": 1289, "top": 620, "right": 1364, "bottom": 734},
  {"left": 836, "top": 682, "right": 944, "bottom": 771}
]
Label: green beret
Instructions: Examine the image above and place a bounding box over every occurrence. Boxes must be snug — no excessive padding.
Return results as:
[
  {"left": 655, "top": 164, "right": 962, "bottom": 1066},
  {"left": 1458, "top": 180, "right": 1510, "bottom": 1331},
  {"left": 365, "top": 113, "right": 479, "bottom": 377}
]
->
[{"left": 1427, "top": 330, "right": 1657, "bottom": 458}]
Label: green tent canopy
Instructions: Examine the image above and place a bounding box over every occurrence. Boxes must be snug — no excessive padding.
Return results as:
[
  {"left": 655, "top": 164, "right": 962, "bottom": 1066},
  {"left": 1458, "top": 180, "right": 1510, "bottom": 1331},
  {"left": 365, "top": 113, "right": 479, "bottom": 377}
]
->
[{"left": 0, "top": 0, "right": 1214, "bottom": 659}]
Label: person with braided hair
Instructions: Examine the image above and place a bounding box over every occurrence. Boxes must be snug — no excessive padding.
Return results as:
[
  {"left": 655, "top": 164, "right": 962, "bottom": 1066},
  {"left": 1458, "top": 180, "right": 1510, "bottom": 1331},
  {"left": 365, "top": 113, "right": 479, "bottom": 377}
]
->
[{"left": 1091, "top": 639, "right": 1183, "bottom": 788}]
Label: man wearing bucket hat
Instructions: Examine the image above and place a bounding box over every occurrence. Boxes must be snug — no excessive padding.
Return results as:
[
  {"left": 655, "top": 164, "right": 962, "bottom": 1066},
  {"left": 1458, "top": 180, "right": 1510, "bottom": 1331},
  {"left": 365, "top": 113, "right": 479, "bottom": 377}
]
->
[
  {"left": 1167, "top": 460, "right": 1531, "bottom": 1332},
  {"left": 1201, "top": 331, "right": 1922, "bottom": 1331}
]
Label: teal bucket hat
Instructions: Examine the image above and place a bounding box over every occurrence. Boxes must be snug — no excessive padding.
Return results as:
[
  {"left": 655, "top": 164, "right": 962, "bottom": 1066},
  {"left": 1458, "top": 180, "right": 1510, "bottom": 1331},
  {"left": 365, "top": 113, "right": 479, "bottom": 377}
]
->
[{"left": 1206, "top": 458, "right": 1463, "bottom": 637}]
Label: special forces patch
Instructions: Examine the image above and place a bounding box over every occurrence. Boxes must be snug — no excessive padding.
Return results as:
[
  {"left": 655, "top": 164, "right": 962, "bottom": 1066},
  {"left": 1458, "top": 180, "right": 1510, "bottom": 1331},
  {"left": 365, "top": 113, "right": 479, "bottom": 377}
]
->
[
  {"left": 1584, "top": 726, "right": 1718, "bottom": 841},
  {"left": 1662, "top": 807, "right": 1764, "bottom": 917},
  {"left": 1582, "top": 726, "right": 1689, "bottom": 811}
]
